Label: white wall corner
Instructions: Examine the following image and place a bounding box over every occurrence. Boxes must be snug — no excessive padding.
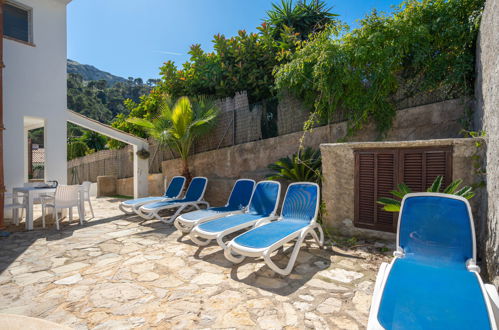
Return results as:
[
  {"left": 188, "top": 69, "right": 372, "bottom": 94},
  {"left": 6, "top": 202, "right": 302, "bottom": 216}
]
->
[{"left": 133, "top": 143, "right": 149, "bottom": 198}]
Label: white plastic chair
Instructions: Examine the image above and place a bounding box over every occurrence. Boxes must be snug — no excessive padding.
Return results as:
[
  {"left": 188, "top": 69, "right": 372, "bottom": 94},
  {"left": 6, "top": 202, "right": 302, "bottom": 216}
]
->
[
  {"left": 4, "top": 192, "right": 27, "bottom": 227},
  {"left": 81, "top": 181, "right": 94, "bottom": 218},
  {"left": 41, "top": 185, "right": 83, "bottom": 230}
]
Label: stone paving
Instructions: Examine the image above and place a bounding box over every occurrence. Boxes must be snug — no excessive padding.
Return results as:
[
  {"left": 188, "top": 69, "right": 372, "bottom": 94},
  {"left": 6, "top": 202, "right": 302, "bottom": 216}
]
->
[{"left": 0, "top": 197, "right": 392, "bottom": 329}]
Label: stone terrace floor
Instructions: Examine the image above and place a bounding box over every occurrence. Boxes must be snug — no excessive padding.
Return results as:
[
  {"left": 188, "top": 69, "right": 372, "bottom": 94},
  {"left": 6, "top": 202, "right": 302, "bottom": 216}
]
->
[{"left": 0, "top": 197, "right": 392, "bottom": 329}]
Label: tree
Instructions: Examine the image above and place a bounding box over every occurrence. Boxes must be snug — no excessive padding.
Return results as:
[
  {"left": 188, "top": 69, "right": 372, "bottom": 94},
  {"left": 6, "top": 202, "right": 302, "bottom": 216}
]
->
[
  {"left": 264, "top": 0, "right": 338, "bottom": 40},
  {"left": 79, "top": 131, "right": 107, "bottom": 151},
  {"left": 67, "top": 141, "right": 89, "bottom": 160},
  {"left": 127, "top": 96, "right": 218, "bottom": 180}
]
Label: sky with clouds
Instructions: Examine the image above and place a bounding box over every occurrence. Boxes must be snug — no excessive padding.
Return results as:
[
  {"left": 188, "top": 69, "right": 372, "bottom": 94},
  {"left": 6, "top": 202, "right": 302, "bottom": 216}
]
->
[{"left": 67, "top": 0, "right": 397, "bottom": 80}]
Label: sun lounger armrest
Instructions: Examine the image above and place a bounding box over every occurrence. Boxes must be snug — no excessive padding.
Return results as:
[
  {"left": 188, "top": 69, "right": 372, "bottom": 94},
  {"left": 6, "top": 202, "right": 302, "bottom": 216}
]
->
[
  {"left": 485, "top": 284, "right": 499, "bottom": 323},
  {"left": 466, "top": 258, "right": 481, "bottom": 272},
  {"left": 367, "top": 261, "right": 391, "bottom": 330},
  {"left": 255, "top": 216, "right": 278, "bottom": 227},
  {"left": 198, "top": 201, "right": 210, "bottom": 208}
]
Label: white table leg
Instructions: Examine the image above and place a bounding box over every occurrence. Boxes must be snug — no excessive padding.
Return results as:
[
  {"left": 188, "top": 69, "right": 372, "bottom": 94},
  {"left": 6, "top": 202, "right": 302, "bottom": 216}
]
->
[
  {"left": 26, "top": 194, "right": 33, "bottom": 231},
  {"left": 80, "top": 191, "right": 85, "bottom": 221}
]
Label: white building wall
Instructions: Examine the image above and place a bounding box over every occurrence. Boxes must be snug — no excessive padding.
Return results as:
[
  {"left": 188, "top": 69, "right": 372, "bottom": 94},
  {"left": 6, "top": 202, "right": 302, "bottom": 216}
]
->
[{"left": 3, "top": 0, "right": 70, "bottom": 192}]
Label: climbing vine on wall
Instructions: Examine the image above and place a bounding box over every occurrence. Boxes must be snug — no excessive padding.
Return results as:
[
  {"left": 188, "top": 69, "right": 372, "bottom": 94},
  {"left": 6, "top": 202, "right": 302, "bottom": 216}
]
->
[{"left": 274, "top": 0, "right": 485, "bottom": 138}]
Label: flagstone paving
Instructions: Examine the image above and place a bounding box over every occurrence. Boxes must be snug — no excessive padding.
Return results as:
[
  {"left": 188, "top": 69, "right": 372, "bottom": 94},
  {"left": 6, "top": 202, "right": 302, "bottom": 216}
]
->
[{"left": 0, "top": 197, "right": 392, "bottom": 329}]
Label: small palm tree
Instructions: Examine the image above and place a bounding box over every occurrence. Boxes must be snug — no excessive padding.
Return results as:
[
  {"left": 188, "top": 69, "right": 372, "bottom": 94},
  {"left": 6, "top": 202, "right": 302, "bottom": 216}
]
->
[
  {"left": 266, "top": 147, "right": 321, "bottom": 183},
  {"left": 127, "top": 96, "right": 218, "bottom": 180},
  {"left": 377, "top": 176, "right": 475, "bottom": 212}
]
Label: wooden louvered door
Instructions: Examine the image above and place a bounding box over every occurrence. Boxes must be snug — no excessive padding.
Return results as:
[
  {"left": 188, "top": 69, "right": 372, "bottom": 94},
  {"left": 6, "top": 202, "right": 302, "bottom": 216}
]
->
[
  {"left": 399, "top": 147, "right": 452, "bottom": 192},
  {"left": 354, "top": 147, "right": 452, "bottom": 233},
  {"left": 354, "top": 150, "right": 398, "bottom": 232}
]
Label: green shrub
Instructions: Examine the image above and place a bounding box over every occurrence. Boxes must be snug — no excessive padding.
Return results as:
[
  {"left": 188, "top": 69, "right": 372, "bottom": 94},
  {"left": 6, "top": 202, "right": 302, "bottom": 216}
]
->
[
  {"left": 266, "top": 147, "right": 321, "bottom": 183},
  {"left": 67, "top": 141, "right": 89, "bottom": 160}
]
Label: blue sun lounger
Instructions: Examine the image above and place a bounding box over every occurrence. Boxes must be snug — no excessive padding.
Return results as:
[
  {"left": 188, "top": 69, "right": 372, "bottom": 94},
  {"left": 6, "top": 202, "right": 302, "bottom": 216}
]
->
[
  {"left": 174, "top": 179, "right": 256, "bottom": 233},
  {"left": 137, "top": 177, "right": 208, "bottom": 223},
  {"left": 189, "top": 180, "right": 281, "bottom": 249},
  {"left": 119, "top": 176, "right": 186, "bottom": 215},
  {"left": 224, "top": 182, "right": 323, "bottom": 275},
  {"left": 368, "top": 193, "right": 499, "bottom": 330}
]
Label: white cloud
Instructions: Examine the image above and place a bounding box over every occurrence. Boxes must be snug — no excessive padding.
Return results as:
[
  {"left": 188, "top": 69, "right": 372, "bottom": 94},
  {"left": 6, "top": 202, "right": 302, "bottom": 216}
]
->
[{"left": 155, "top": 50, "right": 184, "bottom": 56}]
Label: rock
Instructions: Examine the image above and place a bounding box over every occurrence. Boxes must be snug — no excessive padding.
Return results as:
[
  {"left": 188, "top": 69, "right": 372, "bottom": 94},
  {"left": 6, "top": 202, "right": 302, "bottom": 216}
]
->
[
  {"left": 314, "top": 260, "right": 329, "bottom": 269},
  {"left": 245, "top": 298, "right": 274, "bottom": 309},
  {"left": 52, "top": 262, "right": 89, "bottom": 274},
  {"left": 54, "top": 273, "right": 82, "bottom": 285},
  {"left": 68, "top": 286, "right": 90, "bottom": 302},
  {"left": 318, "top": 268, "right": 364, "bottom": 283},
  {"left": 357, "top": 280, "right": 374, "bottom": 294},
  {"left": 152, "top": 276, "right": 184, "bottom": 288},
  {"left": 317, "top": 297, "right": 342, "bottom": 314},
  {"left": 283, "top": 302, "right": 298, "bottom": 326},
  {"left": 191, "top": 273, "right": 224, "bottom": 285},
  {"left": 299, "top": 294, "right": 314, "bottom": 302},
  {"left": 130, "top": 262, "right": 155, "bottom": 274},
  {"left": 257, "top": 313, "right": 283, "bottom": 329},
  {"left": 14, "top": 271, "right": 53, "bottom": 286},
  {"left": 123, "top": 255, "right": 147, "bottom": 265},
  {"left": 307, "top": 279, "right": 349, "bottom": 291},
  {"left": 137, "top": 272, "right": 160, "bottom": 282},
  {"left": 253, "top": 276, "right": 288, "bottom": 289},
  {"left": 207, "top": 290, "right": 243, "bottom": 310},
  {"left": 352, "top": 290, "right": 371, "bottom": 315},
  {"left": 129, "top": 317, "right": 146, "bottom": 327},
  {"left": 93, "top": 319, "right": 132, "bottom": 329},
  {"left": 218, "top": 305, "right": 255, "bottom": 327},
  {"left": 89, "top": 283, "right": 150, "bottom": 308},
  {"left": 330, "top": 316, "right": 359, "bottom": 330},
  {"left": 293, "top": 301, "right": 313, "bottom": 312},
  {"left": 88, "top": 312, "right": 108, "bottom": 324}
]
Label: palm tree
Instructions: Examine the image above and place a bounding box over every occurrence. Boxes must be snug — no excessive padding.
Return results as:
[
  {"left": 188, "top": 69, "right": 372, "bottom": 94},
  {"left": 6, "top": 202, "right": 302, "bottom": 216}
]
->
[
  {"left": 127, "top": 96, "right": 218, "bottom": 180},
  {"left": 266, "top": 147, "right": 322, "bottom": 183},
  {"left": 265, "top": 0, "right": 337, "bottom": 40}
]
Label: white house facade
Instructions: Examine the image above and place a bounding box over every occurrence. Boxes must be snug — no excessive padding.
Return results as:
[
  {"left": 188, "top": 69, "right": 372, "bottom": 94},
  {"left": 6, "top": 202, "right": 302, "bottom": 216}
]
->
[
  {"left": 3, "top": 0, "right": 70, "bottom": 192},
  {"left": 2, "top": 0, "right": 149, "bottom": 201}
]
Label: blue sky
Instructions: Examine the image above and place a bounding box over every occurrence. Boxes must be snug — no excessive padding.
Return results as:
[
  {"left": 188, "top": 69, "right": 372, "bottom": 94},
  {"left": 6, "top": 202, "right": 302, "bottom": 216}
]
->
[{"left": 67, "top": 0, "right": 397, "bottom": 81}]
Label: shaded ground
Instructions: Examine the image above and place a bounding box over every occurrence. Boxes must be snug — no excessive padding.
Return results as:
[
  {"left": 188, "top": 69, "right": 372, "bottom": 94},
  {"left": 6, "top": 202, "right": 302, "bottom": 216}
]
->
[{"left": 0, "top": 197, "right": 392, "bottom": 329}]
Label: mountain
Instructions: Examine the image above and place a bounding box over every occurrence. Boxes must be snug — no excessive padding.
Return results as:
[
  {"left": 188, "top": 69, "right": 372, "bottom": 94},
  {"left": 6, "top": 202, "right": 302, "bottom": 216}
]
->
[{"left": 67, "top": 59, "right": 127, "bottom": 85}]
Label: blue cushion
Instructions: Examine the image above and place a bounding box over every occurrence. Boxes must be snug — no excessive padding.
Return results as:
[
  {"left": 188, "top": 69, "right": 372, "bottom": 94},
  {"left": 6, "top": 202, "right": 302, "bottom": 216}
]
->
[
  {"left": 141, "top": 199, "right": 186, "bottom": 209},
  {"left": 399, "top": 196, "right": 473, "bottom": 265},
  {"left": 180, "top": 207, "right": 236, "bottom": 222},
  {"left": 227, "top": 180, "right": 255, "bottom": 209},
  {"left": 378, "top": 258, "right": 492, "bottom": 330},
  {"left": 247, "top": 182, "right": 280, "bottom": 216},
  {"left": 183, "top": 177, "right": 207, "bottom": 201},
  {"left": 281, "top": 184, "right": 318, "bottom": 222},
  {"left": 233, "top": 219, "right": 309, "bottom": 249},
  {"left": 197, "top": 214, "right": 262, "bottom": 233},
  {"left": 164, "top": 177, "right": 185, "bottom": 198},
  {"left": 122, "top": 196, "right": 162, "bottom": 206}
]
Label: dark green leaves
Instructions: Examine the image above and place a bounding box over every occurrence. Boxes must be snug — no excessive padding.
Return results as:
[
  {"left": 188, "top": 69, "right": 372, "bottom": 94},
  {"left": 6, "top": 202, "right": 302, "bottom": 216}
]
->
[
  {"left": 266, "top": 147, "right": 322, "bottom": 183},
  {"left": 378, "top": 175, "right": 476, "bottom": 212}
]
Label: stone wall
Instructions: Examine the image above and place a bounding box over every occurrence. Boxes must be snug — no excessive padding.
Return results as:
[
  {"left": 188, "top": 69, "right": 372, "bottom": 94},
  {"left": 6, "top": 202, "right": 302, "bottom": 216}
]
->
[
  {"left": 474, "top": 0, "right": 499, "bottom": 286},
  {"left": 97, "top": 174, "right": 165, "bottom": 198},
  {"left": 162, "top": 98, "right": 467, "bottom": 207},
  {"left": 320, "top": 139, "right": 485, "bottom": 242}
]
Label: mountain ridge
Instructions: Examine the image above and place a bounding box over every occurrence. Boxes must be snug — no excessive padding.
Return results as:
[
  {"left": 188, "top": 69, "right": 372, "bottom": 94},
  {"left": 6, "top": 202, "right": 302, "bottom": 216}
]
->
[{"left": 67, "top": 59, "right": 127, "bottom": 85}]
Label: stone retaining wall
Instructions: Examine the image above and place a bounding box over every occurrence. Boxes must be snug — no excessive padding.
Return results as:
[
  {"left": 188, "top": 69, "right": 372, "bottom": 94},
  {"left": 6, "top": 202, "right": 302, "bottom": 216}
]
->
[
  {"left": 97, "top": 174, "right": 164, "bottom": 198},
  {"left": 474, "top": 0, "right": 499, "bottom": 285},
  {"left": 162, "top": 99, "right": 468, "bottom": 207}
]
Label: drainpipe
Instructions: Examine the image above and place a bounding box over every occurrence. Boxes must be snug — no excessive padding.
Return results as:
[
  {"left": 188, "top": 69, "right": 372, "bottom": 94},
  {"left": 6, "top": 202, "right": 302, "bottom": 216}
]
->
[{"left": 0, "top": 0, "right": 5, "bottom": 229}]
